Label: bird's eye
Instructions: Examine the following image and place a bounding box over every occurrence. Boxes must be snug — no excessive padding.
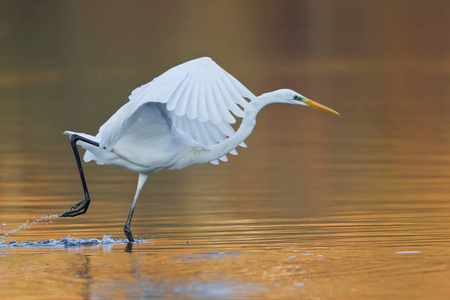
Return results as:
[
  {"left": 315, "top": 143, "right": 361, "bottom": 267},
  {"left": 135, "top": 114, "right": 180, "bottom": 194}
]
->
[{"left": 293, "top": 95, "right": 300, "bottom": 100}]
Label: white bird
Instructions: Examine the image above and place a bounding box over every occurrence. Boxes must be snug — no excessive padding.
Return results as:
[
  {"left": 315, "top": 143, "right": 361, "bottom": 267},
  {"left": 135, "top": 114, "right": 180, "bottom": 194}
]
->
[{"left": 61, "top": 57, "right": 339, "bottom": 242}]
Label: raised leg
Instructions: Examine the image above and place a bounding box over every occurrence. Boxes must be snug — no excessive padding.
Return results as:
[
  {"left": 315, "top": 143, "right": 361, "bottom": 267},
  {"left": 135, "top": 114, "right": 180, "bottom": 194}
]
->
[
  {"left": 61, "top": 134, "right": 100, "bottom": 217},
  {"left": 124, "top": 173, "right": 149, "bottom": 242}
]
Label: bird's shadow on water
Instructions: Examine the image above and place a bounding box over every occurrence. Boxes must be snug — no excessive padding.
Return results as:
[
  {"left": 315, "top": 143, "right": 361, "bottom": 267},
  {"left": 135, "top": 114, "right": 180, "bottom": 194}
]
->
[
  {"left": 92, "top": 277, "right": 267, "bottom": 299},
  {"left": 1, "top": 237, "right": 260, "bottom": 298},
  {"left": 125, "top": 242, "right": 134, "bottom": 252}
]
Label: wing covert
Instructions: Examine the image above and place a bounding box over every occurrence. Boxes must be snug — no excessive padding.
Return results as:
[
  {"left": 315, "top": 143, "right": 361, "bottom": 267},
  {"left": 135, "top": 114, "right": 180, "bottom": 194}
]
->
[{"left": 100, "top": 57, "right": 255, "bottom": 163}]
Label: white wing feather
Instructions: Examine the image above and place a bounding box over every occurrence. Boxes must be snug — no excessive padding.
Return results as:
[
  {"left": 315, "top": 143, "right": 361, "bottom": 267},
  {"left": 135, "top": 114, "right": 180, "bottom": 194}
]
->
[{"left": 99, "top": 57, "right": 256, "bottom": 164}]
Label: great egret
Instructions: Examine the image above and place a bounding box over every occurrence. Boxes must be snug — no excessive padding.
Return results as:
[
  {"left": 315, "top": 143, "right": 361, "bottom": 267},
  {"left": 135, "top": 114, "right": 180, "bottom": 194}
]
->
[{"left": 61, "top": 57, "right": 339, "bottom": 242}]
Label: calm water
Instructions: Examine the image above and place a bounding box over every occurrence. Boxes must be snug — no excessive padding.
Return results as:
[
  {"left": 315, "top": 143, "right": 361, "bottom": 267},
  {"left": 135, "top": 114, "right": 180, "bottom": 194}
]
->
[{"left": 1, "top": 1, "right": 450, "bottom": 298}]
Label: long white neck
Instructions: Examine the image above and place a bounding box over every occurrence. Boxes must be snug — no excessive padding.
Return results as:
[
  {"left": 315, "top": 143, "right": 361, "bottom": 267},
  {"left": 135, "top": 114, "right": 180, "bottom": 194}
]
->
[{"left": 196, "top": 94, "right": 273, "bottom": 165}]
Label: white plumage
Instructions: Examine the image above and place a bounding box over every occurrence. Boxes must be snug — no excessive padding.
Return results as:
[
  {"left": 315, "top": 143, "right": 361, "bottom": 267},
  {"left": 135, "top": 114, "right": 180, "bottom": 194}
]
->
[
  {"left": 68, "top": 57, "right": 254, "bottom": 170},
  {"left": 63, "top": 57, "right": 339, "bottom": 242}
]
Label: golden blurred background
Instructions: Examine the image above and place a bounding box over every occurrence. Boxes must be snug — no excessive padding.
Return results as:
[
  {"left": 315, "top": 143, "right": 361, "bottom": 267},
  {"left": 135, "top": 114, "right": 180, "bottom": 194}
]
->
[{"left": 1, "top": 1, "right": 450, "bottom": 298}]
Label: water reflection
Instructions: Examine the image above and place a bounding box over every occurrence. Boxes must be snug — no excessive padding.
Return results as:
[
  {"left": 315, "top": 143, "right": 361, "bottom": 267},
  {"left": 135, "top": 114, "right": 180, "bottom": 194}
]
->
[
  {"left": 2, "top": 0, "right": 450, "bottom": 298},
  {"left": 2, "top": 243, "right": 449, "bottom": 298}
]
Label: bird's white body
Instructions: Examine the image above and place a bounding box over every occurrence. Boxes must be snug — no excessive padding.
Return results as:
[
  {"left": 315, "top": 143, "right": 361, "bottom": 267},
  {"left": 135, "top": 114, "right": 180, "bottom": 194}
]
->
[
  {"left": 67, "top": 102, "right": 204, "bottom": 173},
  {"left": 65, "top": 57, "right": 263, "bottom": 174},
  {"left": 63, "top": 57, "right": 339, "bottom": 242}
]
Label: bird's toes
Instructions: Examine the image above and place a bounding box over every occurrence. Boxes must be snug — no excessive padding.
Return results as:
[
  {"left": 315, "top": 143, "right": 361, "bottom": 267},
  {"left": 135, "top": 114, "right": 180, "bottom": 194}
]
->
[
  {"left": 60, "top": 200, "right": 90, "bottom": 217},
  {"left": 70, "top": 199, "right": 87, "bottom": 210}
]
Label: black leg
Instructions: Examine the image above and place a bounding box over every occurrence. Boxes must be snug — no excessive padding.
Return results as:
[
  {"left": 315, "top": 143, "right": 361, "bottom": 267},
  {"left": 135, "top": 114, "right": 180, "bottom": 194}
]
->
[
  {"left": 61, "top": 134, "right": 99, "bottom": 217},
  {"left": 123, "top": 173, "right": 148, "bottom": 242},
  {"left": 124, "top": 207, "right": 135, "bottom": 242}
]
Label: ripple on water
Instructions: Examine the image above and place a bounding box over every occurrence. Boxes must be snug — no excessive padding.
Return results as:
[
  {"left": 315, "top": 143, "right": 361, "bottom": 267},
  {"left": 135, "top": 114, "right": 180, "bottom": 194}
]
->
[{"left": 174, "top": 251, "right": 241, "bottom": 262}]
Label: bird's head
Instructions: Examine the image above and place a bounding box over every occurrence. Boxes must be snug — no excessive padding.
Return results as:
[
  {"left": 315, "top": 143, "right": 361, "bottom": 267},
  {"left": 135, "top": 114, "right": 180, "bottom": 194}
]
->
[{"left": 258, "top": 89, "right": 340, "bottom": 116}]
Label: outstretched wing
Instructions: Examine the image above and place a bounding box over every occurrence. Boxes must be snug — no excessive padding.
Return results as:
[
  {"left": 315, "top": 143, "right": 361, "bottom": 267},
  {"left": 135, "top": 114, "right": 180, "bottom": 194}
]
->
[{"left": 99, "top": 57, "right": 256, "bottom": 164}]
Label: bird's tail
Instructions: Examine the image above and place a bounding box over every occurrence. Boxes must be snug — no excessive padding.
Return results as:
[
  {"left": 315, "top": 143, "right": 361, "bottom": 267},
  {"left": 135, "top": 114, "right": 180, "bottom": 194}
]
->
[{"left": 63, "top": 131, "right": 103, "bottom": 164}]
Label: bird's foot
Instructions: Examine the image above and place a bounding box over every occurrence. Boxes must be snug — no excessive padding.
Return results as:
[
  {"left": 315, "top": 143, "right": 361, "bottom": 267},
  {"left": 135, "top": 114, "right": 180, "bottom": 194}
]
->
[
  {"left": 60, "top": 199, "right": 90, "bottom": 217},
  {"left": 124, "top": 225, "right": 135, "bottom": 243}
]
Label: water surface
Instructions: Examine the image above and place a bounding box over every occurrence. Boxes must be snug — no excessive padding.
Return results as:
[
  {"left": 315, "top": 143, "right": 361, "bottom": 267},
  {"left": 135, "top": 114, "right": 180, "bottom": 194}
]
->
[{"left": 1, "top": 1, "right": 450, "bottom": 298}]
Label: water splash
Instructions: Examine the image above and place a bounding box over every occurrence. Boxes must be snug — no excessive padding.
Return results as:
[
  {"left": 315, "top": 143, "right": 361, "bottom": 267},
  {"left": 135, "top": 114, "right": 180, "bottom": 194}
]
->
[
  {"left": 0, "top": 235, "right": 147, "bottom": 248},
  {"left": 0, "top": 214, "right": 147, "bottom": 248},
  {"left": 0, "top": 214, "right": 60, "bottom": 243}
]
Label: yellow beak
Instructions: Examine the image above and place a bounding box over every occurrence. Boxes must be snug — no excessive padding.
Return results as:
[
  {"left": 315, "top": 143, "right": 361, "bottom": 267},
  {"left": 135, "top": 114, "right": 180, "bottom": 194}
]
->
[{"left": 303, "top": 98, "right": 340, "bottom": 116}]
